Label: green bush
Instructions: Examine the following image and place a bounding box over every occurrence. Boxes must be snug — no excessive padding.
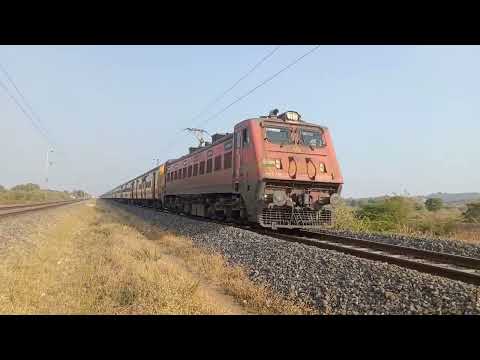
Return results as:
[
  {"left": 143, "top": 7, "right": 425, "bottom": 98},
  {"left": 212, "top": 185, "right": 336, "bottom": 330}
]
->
[
  {"left": 356, "top": 196, "right": 415, "bottom": 232},
  {"left": 425, "top": 198, "right": 443, "bottom": 212},
  {"left": 333, "top": 202, "right": 371, "bottom": 232},
  {"left": 0, "top": 183, "right": 72, "bottom": 204},
  {"left": 464, "top": 202, "right": 480, "bottom": 223},
  {"left": 10, "top": 183, "right": 41, "bottom": 192}
]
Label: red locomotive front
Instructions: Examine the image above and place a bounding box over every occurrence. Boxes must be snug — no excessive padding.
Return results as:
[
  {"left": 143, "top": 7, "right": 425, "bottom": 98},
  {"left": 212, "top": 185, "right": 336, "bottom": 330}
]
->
[{"left": 233, "top": 110, "right": 343, "bottom": 228}]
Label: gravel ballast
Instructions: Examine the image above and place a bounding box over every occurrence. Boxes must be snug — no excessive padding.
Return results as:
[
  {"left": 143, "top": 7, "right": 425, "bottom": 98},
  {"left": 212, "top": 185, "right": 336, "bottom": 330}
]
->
[{"left": 109, "top": 201, "right": 480, "bottom": 315}]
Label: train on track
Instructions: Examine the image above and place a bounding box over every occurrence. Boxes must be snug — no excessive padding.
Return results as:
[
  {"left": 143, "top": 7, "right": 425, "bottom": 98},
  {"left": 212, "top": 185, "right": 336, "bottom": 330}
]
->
[{"left": 101, "top": 110, "right": 343, "bottom": 229}]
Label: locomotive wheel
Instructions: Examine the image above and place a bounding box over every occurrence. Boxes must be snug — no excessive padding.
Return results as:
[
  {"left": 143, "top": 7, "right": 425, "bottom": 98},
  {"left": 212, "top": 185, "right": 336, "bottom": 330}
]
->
[{"left": 206, "top": 205, "right": 216, "bottom": 219}]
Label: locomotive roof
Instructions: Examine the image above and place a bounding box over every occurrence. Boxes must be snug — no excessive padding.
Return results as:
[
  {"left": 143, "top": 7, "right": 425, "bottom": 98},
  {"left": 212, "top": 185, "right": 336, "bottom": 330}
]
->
[
  {"left": 167, "top": 132, "right": 234, "bottom": 165},
  {"left": 256, "top": 116, "right": 328, "bottom": 130}
]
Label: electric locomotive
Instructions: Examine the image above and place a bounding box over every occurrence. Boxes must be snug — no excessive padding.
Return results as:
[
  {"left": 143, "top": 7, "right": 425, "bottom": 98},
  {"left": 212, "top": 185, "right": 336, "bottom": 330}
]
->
[{"left": 102, "top": 110, "right": 343, "bottom": 229}]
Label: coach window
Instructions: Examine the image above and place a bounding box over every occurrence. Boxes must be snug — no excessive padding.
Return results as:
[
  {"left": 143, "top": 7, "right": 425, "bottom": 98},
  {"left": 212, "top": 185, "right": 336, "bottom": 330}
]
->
[
  {"left": 188, "top": 165, "right": 192, "bottom": 177},
  {"left": 200, "top": 161, "right": 205, "bottom": 175},
  {"left": 242, "top": 128, "right": 249, "bottom": 147},
  {"left": 181, "top": 168, "right": 185, "bottom": 179},
  {"left": 214, "top": 155, "right": 222, "bottom": 171},
  {"left": 224, "top": 151, "right": 232, "bottom": 169},
  {"left": 174, "top": 171, "right": 177, "bottom": 180},
  {"left": 193, "top": 163, "right": 198, "bottom": 176},
  {"left": 206, "top": 158, "right": 213, "bottom": 173}
]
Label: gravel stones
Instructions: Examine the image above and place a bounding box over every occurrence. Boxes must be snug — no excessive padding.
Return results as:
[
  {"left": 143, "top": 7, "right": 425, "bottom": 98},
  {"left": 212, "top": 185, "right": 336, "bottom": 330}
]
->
[{"left": 105, "top": 202, "right": 480, "bottom": 314}]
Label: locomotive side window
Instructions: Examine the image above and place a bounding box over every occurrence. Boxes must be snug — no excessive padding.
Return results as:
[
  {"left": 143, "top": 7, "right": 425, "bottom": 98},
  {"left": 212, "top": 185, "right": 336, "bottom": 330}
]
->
[
  {"left": 242, "top": 128, "right": 249, "bottom": 147},
  {"left": 206, "top": 158, "right": 213, "bottom": 173},
  {"left": 224, "top": 151, "right": 232, "bottom": 169},
  {"left": 193, "top": 163, "right": 198, "bottom": 176},
  {"left": 300, "top": 129, "right": 324, "bottom": 147},
  {"left": 214, "top": 155, "right": 222, "bottom": 171},
  {"left": 265, "top": 127, "right": 291, "bottom": 145},
  {"left": 188, "top": 165, "right": 192, "bottom": 177},
  {"left": 183, "top": 168, "right": 187, "bottom": 179},
  {"left": 174, "top": 171, "right": 177, "bottom": 180},
  {"left": 199, "top": 161, "right": 205, "bottom": 175}
]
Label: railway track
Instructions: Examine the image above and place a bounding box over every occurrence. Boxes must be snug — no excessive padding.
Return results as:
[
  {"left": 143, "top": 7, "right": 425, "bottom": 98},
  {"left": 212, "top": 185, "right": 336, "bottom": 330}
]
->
[
  {"left": 0, "top": 200, "right": 81, "bottom": 218},
  {"left": 109, "top": 200, "right": 480, "bottom": 287},
  {"left": 257, "top": 228, "right": 480, "bottom": 286}
]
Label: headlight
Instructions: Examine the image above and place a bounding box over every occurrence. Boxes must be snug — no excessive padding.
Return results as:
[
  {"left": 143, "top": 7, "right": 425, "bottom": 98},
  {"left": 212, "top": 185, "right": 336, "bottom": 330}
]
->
[
  {"left": 285, "top": 111, "right": 300, "bottom": 121},
  {"left": 319, "top": 162, "right": 327, "bottom": 173},
  {"left": 275, "top": 159, "right": 282, "bottom": 169}
]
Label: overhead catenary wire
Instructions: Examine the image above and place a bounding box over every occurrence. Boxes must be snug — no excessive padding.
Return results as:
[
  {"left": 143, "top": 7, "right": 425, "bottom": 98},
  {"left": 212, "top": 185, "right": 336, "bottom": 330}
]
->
[
  {"left": 0, "top": 63, "right": 55, "bottom": 146},
  {"left": 0, "top": 63, "right": 78, "bottom": 190},
  {"left": 115, "top": 46, "right": 321, "bottom": 191},
  {"left": 153, "top": 45, "right": 282, "bottom": 162},
  {"left": 190, "top": 45, "right": 281, "bottom": 126},
  {"left": 0, "top": 77, "right": 52, "bottom": 145},
  {"left": 199, "top": 45, "right": 321, "bottom": 128}
]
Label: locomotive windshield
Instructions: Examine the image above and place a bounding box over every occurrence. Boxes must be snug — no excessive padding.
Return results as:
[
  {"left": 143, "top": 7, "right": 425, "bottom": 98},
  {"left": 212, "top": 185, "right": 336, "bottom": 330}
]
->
[
  {"left": 265, "top": 127, "right": 292, "bottom": 145},
  {"left": 300, "top": 129, "right": 324, "bottom": 147}
]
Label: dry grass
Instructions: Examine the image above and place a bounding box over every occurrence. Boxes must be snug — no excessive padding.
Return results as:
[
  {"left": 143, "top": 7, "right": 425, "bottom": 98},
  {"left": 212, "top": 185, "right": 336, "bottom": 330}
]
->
[
  {"left": 449, "top": 230, "right": 480, "bottom": 244},
  {"left": 0, "top": 201, "right": 313, "bottom": 314}
]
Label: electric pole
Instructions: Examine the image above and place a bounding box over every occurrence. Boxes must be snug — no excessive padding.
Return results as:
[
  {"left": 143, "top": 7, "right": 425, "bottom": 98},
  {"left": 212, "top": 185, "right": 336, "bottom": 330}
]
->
[{"left": 45, "top": 148, "right": 54, "bottom": 188}]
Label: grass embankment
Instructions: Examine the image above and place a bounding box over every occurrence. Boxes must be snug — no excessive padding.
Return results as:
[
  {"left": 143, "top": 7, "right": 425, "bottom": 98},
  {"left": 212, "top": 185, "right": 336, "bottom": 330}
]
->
[{"left": 0, "top": 201, "right": 312, "bottom": 314}]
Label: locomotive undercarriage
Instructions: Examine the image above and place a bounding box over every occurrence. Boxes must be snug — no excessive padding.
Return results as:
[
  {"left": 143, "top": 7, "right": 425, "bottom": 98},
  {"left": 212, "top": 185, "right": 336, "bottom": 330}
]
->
[
  {"left": 256, "top": 180, "right": 340, "bottom": 229},
  {"left": 115, "top": 179, "right": 340, "bottom": 230},
  {"left": 164, "top": 194, "right": 247, "bottom": 221}
]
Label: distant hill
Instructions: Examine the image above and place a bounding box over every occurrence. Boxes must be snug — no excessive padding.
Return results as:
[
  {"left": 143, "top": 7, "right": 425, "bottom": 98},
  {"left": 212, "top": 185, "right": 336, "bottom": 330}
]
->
[
  {"left": 424, "top": 192, "right": 480, "bottom": 204},
  {"left": 344, "top": 192, "right": 480, "bottom": 206}
]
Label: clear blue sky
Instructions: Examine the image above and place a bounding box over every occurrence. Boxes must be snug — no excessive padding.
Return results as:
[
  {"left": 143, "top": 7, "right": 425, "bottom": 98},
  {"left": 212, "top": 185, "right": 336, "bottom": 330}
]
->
[{"left": 1, "top": 45, "right": 479, "bottom": 198}]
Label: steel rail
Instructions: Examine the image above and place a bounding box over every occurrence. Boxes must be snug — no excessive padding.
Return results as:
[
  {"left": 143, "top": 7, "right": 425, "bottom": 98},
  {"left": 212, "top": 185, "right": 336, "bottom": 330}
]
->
[
  {"left": 0, "top": 200, "right": 76, "bottom": 211},
  {"left": 0, "top": 200, "right": 81, "bottom": 218}
]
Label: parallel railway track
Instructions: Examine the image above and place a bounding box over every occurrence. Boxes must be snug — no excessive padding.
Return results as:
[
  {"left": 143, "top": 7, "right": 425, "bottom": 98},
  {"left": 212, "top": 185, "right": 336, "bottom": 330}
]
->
[
  {"left": 108, "top": 200, "right": 480, "bottom": 287},
  {"left": 0, "top": 200, "right": 81, "bottom": 218}
]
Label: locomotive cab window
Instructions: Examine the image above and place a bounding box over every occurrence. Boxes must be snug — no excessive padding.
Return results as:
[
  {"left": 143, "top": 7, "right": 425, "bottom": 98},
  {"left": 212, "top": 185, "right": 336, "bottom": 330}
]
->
[
  {"left": 265, "top": 127, "right": 292, "bottom": 145},
  {"left": 300, "top": 129, "right": 324, "bottom": 147}
]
